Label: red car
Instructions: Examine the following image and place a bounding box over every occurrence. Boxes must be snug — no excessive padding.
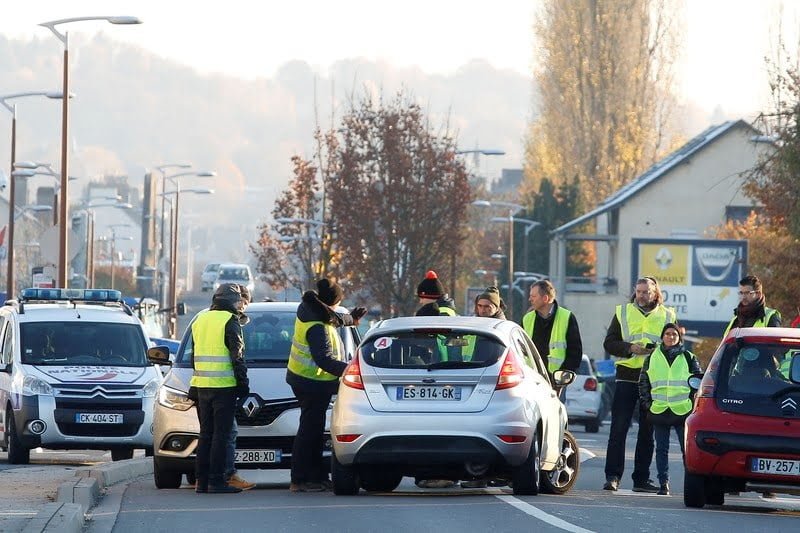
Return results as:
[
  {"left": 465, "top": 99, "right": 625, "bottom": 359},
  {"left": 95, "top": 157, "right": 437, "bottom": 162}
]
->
[{"left": 684, "top": 327, "right": 800, "bottom": 508}]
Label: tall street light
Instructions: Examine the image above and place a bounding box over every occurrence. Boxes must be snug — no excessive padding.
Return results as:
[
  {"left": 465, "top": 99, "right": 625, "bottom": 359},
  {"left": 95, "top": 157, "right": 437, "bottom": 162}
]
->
[
  {"left": 12, "top": 163, "right": 78, "bottom": 225},
  {"left": 1, "top": 91, "right": 64, "bottom": 298},
  {"left": 107, "top": 223, "right": 131, "bottom": 290},
  {"left": 80, "top": 201, "right": 132, "bottom": 287},
  {"left": 160, "top": 186, "right": 215, "bottom": 338},
  {"left": 153, "top": 163, "right": 191, "bottom": 274},
  {"left": 491, "top": 216, "right": 541, "bottom": 275},
  {"left": 39, "top": 15, "right": 142, "bottom": 287}
]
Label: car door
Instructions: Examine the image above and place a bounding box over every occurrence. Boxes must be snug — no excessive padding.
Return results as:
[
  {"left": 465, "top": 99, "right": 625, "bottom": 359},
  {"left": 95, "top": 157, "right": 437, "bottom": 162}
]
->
[{"left": 0, "top": 315, "right": 11, "bottom": 444}]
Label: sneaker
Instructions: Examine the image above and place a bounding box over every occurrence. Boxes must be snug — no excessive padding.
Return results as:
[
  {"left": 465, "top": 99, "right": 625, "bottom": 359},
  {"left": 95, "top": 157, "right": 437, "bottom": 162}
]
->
[
  {"left": 207, "top": 483, "right": 242, "bottom": 494},
  {"left": 657, "top": 482, "right": 670, "bottom": 496},
  {"left": 416, "top": 479, "right": 456, "bottom": 489},
  {"left": 460, "top": 479, "right": 488, "bottom": 489},
  {"left": 632, "top": 480, "right": 660, "bottom": 493},
  {"left": 603, "top": 477, "right": 619, "bottom": 491},
  {"left": 227, "top": 473, "right": 256, "bottom": 491},
  {"left": 290, "top": 481, "right": 326, "bottom": 493}
]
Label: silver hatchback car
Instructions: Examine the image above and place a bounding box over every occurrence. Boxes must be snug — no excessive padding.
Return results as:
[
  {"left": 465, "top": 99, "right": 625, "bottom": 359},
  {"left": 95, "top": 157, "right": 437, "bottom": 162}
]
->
[{"left": 331, "top": 316, "right": 578, "bottom": 496}]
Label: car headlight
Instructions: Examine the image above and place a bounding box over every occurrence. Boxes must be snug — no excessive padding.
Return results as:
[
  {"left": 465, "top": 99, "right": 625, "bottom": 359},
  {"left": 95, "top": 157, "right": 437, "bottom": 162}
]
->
[
  {"left": 142, "top": 378, "right": 161, "bottom": 398},
  {"left": 158, "top": 385, "right": 195, "bottom": 411},
  {"left": 22, "top": 375, "right": 53, "bottom": 396}
]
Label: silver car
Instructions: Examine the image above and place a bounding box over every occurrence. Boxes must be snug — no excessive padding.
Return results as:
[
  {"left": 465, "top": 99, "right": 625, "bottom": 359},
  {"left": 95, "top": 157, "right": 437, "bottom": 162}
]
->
[
  {"left": 565, "top": 354, "right": 606, "bottom": 433},
  {"left": 150, "top": 301, "right": 360, "bottom": 488},
  {"left": 331, "top": 316, "right": 578, "bottom": 496}
]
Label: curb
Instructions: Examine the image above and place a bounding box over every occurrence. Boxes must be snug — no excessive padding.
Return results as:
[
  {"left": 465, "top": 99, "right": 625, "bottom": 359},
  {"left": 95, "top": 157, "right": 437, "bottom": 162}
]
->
[{"left": 26, "top": 457, "right": 152, "bottom": 533}]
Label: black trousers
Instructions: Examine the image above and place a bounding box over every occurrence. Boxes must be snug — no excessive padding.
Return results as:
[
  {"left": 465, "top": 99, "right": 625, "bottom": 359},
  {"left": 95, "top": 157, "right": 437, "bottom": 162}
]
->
[
  {"left": 604, "top": 380, "right": 654, "bottom": 484},
  {"left": 195, "top": 387, "right": 236, "bottom": 486},
  {"left": 290, "top": 386, "right": 332, "bottom": 484}
]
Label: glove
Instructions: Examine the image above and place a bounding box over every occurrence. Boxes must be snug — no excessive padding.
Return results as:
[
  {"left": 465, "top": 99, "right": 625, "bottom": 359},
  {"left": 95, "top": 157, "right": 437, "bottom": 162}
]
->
[
  {"left": 350, "top": 307, "right": 367, "bottom": 322},
  {"left": 235, "top": 385, "right": 250, "bottom": 400}
]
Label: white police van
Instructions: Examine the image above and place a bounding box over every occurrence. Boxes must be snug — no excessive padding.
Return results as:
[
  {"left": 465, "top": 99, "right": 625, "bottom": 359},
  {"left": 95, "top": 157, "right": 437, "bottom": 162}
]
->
[{"left": 0, "top": 288, "right": 163, "bottom": 463}]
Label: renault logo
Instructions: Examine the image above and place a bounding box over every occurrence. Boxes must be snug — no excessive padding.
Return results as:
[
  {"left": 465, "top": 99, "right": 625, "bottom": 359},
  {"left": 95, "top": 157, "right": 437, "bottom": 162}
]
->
[{"left": 242, "top": 396, "right": 260, "bottom": 418}]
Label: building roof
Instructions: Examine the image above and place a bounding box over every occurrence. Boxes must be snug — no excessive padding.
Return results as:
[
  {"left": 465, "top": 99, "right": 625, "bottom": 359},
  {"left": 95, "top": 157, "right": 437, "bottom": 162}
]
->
[{"left": 551, "top": 119, "right": 761, "bottom": 235}]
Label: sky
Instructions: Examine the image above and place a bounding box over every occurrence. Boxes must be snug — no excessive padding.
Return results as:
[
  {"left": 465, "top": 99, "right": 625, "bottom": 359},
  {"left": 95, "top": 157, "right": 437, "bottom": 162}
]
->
[{"left": 1, "top": 1, "right": 798, "bottom": 118}]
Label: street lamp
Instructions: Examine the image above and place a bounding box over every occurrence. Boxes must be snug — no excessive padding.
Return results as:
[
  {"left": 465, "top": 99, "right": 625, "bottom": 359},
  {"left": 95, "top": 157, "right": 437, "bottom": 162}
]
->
[
  {"left": 152, "top": 163, "right": 192, "bottom": 271},
  {"left": 81, "top": 201, "right": 133, "bottom": 287},
  {"left": 12, "top": 163, "right": 79, "bottom": 225},
  {"left": 491, "top": 216, "right": 541, "bottom": 273},
  {"left": 1, "top": 91, "right": 64, "bottom": 298},
  {"left": 40, "top": 15, "right": 142, "bottom": 288},
  {"left": 107, "top": 224, "right": 132, "bottom": 290},
  {"left": 160, "top": 186, "right": 215, "bottom": 338}
]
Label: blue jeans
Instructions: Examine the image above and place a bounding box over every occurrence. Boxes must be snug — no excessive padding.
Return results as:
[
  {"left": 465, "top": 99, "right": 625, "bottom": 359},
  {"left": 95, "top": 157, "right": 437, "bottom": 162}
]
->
[
  {"left": 653, "top": 421, "right": 685, "bottom": 484},
  {"left": 225, "top": 418, "right": 238, "bottom": 479}
]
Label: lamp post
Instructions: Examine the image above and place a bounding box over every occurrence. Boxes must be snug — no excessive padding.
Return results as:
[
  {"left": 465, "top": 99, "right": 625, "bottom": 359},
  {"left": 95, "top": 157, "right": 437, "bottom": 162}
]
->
[
  {"left": 12, "top": 163, "right": 79, "bottom": 225},
  {"left": 82, "top": 201, "right": 132, "bottom": 287},
  {"left": 491, "top": 216, "right": 541, "bottom": 274},
  {"left": 1, "top": 91, "right": 64, "bottom": 298},
  {"left": 160, "top": 186, "right": 215, "bottom": 338},
  {"left": 153, "top": 163, "right": 191, "bottom": 277},
  {"left": 40, "top": 15, "right": 142, "bottom": 287},
  {"left": 107, "top": 224, "right": 131, "bottom": 290}
]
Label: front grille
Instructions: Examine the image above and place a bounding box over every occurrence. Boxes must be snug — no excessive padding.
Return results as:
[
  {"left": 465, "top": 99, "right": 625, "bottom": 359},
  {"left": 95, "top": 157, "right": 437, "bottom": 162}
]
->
[
  {"left": 236, "top": 436, "right": 296, "bottom": 454},
  {"left": 235, "top": 397, "right": 300, "bottom": 427},
  {"left": 55, "top": 423, "right": 141, "bottom": 437},
  {"left": 53, "top": 382, "right": 143, "bottom": 398}
]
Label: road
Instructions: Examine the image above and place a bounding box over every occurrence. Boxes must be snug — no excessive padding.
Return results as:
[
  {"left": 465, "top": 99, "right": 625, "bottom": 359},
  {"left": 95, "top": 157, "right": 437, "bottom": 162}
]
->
[{"left": 96, "top": 423, "right": 800, "bottom": 533}]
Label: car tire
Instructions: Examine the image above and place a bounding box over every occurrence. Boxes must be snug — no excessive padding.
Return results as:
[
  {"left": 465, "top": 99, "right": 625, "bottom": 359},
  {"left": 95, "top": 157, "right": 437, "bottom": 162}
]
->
[
  {"left": 512, "top": 430, "right": 540, "bottom": 496},
  {"left": 153, "top": 457, "right": 183, "bottom": 489},
  {"left": 145, "top": 447, "right": 154, "bottom": 457},
  {"left": 585, "top": 419, "right": 600, "bottom": 433},
  {"left": 111, "top": 447, "right": 135, "bottom": 462},
  {"left": 706, "top": 477, "right": 725, "bottom": 506},
  {"left": 331, "top": 452, "right": 359, "bottom": 495},
  {"left": 6, "top": 414, "right": 30, "bottom": 465},
  {"left": 360, "top": 468, "right": 403, "bottom": 492},
  {"left": 185, "top": 472, "right": 197, "bottom": 486},
  {"left": 540, "top": 430, "right": 580, "bottom": 495},
  {"left": 684, "top": 472, "right": 707, "bottom": 508}
]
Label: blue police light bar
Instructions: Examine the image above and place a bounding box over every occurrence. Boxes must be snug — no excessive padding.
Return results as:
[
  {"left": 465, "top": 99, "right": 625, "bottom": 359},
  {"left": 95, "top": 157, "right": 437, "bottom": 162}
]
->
[{"left": 20, "top": 288, "right": 122, "bottom": 302}]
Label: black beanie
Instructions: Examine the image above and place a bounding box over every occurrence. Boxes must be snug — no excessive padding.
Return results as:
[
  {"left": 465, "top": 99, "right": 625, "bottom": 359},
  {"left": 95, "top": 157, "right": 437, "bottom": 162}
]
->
[
  {"left": 316, "top": 278, "right": 344, "bottom": 306},
  {"left": 417, "top": 270, "right": 445, "bottom": 299},
  {"left": 476, "top": 286, "right": 502, "bottom": 308}
]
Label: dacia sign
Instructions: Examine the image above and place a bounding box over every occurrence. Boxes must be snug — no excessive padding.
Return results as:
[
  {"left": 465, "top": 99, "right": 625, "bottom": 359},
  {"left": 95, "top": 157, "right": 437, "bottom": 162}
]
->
[{"left": 631, "top": 238, "right": 747, "bottom": 337}]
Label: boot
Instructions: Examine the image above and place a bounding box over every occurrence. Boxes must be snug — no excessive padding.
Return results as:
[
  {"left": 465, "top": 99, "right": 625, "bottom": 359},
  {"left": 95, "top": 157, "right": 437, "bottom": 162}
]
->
[{"left": 657, "top": 481, "right": 670, "bottom": 496}]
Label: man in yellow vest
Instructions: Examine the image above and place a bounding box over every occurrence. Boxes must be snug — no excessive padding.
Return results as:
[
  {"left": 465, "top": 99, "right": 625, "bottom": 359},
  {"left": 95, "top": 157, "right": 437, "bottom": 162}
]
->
[
  {"left": 723, "top": 275, "right": 781, "bottom": 337},
  {"left": 521, "top": 280, "right": 582, "bottom": 375},
  {"left": 286, "top": 279, "right": 366, "bottom": 492},
  {"left": 602, "top": 276, "right": 676, "bottom": 493},
  {"left": 191, "top": 283, "right": 250, "bottom": 494}
]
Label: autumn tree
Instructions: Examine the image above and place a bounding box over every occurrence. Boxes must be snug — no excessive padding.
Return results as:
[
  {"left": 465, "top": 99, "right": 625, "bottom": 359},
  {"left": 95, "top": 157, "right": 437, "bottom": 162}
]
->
[
  {"left": 327, "top": 89, "right": 472, "bottom": 316},
  {"left": 523, "top": 0, "right": 679, "bottom": 208}
]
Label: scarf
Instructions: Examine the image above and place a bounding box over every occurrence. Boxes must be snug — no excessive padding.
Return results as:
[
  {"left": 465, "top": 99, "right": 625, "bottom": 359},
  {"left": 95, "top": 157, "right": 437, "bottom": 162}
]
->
[{"left": 735, "top": 296, "right": 766, "bottom": 327}]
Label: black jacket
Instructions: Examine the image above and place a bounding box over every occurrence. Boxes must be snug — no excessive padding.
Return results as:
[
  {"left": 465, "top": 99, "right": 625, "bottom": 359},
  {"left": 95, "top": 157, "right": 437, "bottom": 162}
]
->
[
  {"left": 523, "top": 301, "right": 582, "bottom": 372},
  {"left": 286, "top": 291, "right": 354, "bottom": 395},
  {"left": 638, "top": 344, "right": 702, "bottom": 426},
  {"left": 603, "top": 304, "right": 671, "bottom": 382}
]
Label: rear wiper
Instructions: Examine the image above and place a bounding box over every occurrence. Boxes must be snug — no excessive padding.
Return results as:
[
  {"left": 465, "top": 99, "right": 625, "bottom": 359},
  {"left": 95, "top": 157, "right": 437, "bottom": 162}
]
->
[
  {"left": 426, "top": 361, "right": 484, "bottom": 371},
  {"left": 770, "top": 385, "right": 800, "bottom": 399}
]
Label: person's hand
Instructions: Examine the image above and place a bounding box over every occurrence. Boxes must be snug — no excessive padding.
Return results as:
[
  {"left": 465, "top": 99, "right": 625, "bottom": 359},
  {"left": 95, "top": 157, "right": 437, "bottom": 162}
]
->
[
  {"left": 630, "top": 343, "right": 651, "bottom": 356},
  {"left": 235, "top": 385, "right": 250, "bottom": 400},
  {"left": 350, "top": 307, "right": 367, "bottom": 322}
]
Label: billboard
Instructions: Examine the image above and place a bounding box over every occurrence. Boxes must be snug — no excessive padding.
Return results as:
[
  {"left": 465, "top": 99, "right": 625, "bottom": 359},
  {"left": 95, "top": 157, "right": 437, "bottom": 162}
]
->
[{"left": 631, "top": 238, "right": 747, "bottom": 337}]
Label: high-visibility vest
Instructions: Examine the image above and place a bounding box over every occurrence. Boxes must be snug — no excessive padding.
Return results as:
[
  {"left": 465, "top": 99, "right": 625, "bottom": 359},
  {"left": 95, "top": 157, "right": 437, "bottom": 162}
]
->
[
  {"left": 646, "top": 346, "right": 693, "bottom": 416},
  {"left": 522, "top": 307, "right": 572, "bottom": 373},
  {"left": 439, "top": 306, "right": 456, "bottom": 316},
  {"left": 723, "top": 307, "right": 778, "bottom": 337},
  {"left": 190, "top": 310, "right": 237, "bottom": 388},
  {"left": 287, "top": 319, "right": 342, "bottom": 382},
  {"left": 615, "top": 303, "right": 676, "bottom": 370}
]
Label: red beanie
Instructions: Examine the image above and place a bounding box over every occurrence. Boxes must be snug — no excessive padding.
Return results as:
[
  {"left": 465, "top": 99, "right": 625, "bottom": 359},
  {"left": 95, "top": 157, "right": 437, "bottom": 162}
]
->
[{"left": 417, "top": 270, "right": 444, "bottom": 299}]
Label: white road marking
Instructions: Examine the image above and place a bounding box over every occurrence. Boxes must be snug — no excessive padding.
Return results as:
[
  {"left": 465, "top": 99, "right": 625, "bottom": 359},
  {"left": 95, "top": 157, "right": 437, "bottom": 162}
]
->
[
  {"left": 579, "top": 448, "right": 595, "bottom": 460},
  {"left": 496, "top": 495, "right": 595, "bottom": 533}
]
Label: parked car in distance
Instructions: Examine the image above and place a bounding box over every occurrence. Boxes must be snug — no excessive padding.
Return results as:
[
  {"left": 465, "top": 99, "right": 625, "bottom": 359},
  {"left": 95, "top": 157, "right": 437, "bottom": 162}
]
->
[
  {"left": 200, "top": 263, "right": 220, "bottom": 292},
  {"left": 149, "top": 301, "right": 361, "bottom": 489},
  {"left": 684, "top": 327, "right": 800, "bottom": 508},
  {"left": 331, "top": 316, "right": 578, "bottom": 496},
  {"left": 566, "top": 354, "right": 605, "bottom": 433},
  {"left": 213, "top": 263, "right": 255, "bottom": 296}
]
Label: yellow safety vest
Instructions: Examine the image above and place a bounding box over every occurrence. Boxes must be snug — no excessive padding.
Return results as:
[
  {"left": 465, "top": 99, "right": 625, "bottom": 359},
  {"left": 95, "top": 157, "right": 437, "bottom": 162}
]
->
[
  {"left": 190, "top": 310, "right": 237, "bottom": 388},
  {"left": 646, "top": 346, "right": 693, "bottom": 416},
  {"left": 723, "top": 307, "right": 778, "bottom": 337},
  {"left": 439, "top": 306, "right": 456, "bottom": 316},
  {"left": 615, "top": 303, "right": 676, "bottom": 370},
  {"left": 287, "top": 319, "right": 343, "bottom": 382},
  {"left": 522, "top": 307, "right": 572, "bottom": 373}
]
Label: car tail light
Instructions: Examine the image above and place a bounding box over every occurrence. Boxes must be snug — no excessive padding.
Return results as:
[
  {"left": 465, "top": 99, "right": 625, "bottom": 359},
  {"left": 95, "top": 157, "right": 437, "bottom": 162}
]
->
[
  {"left": 335, "top": 434, "right": 361, "bottom": 443},
  {"left": 497, "top": 434, "right": 527, "bottom": 443},
  {"left": 342, "top": 352, "right": 365, "bottom": 390},
  {"left": 698, "top": 363, "right": 717, "bottom": 398},
  {"left": 583, "top": 377, "right": 598, "bottom": 391},
  {"left": 496, "top": 349, "right": 524, "bottom": 390}
]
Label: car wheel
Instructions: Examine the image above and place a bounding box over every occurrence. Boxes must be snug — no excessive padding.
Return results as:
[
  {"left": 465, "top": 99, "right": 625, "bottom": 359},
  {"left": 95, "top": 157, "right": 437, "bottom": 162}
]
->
[
  {"left": 585, "top": 419, "right": 600, "bottom": 433},
  {"left": 185, "top": 472, "right": 197, "bottom": 486},
  {"left": 6, "top": 414, "right": 30, "bottom": 465},
  {"left": 540, "top": 430, "right": 580, "bottom": 494},
  {"left": 684, "top": 472, "right": 707, "bottom": 508},
  {"left": 111, "top": 447, "right": 135, "bottom": 462},
  {"left": 331, "top": 452, "right": 359, "bottom": 495},
  {"left": 360, "top": 468, "right": 403, "bottom": 492},
  {"left": 706, "top": 477, "right": 725, "bottom": 506},
  {"left": 512, "top": 430, "right": 540, "bottom": 496},
  {"left": 144, "top": 447, "right": 154, "bottom": 457},
  {"left": 153, "top": 457, "right": 183, "bottom": 489}
]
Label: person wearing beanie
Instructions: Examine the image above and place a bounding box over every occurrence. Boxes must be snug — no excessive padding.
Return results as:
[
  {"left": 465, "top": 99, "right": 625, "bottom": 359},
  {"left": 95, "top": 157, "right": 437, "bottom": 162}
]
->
[
  {"left": 286, "top": 278, "right": 366, "bottom": 492},
  {"left": 474, "top": 286, "right": 506, "bottom": 319},
  {"left": 415, "top": 270, "right": 457, "bottom": 317}
]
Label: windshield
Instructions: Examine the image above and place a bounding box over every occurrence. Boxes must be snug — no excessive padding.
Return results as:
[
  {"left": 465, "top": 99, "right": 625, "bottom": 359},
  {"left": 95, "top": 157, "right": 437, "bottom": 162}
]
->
[
  {"left": 360, "top": 330, "right": 505, "bottom": 369},
  {"left": 21, "top": 322, "right": 148, "bottom": 366},
  {"left": 217, "top": 266, "right": 250, "bottom": 281},
  {"left": 722, "top": 343, "right": 794, "bottom": 395}
]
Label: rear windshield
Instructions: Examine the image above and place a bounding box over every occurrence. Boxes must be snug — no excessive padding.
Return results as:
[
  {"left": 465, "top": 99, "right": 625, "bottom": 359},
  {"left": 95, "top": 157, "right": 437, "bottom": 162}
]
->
[
  {"left": 21, "top": 322, "right": 148, "bottom": 366},
  {"left": 360, "top": 331, "right": 506, "bottom": 369},
  {"left": 577, "top": 357, "right": 592, "bottom": 375},
  {"left": 720, "top": 343, "right": 796, "bottom": 396}
]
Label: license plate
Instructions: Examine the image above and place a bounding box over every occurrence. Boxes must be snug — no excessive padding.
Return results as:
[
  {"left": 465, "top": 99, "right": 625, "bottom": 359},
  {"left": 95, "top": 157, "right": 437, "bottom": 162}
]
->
[
  {"left": 75, "top": 413, "right": 123, "bottom": 424},
  {"left": 750, "top": 457, "right": 800, "bottom": 476},
  {"left": 396, "top": 386, "right": 461, "bottom": 400},
  {"left": 234, "top": 449, "right": 282, "bottom": 464}
]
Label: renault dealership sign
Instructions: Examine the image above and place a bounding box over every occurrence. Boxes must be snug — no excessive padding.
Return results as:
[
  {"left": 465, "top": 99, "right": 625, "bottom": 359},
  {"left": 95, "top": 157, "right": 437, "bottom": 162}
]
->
[{"left": 631, "top": 238, "right": 747, "bottom": 337}]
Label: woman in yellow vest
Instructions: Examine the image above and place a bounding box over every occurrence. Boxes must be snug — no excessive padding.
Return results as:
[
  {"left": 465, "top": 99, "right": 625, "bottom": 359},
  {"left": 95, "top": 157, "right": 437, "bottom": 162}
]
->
[
  {"left": 638, "top": 323, "right": 701, "bottom": 496},
  {"left": 286, "top": 279, "right": 366, "bottom": 492}
]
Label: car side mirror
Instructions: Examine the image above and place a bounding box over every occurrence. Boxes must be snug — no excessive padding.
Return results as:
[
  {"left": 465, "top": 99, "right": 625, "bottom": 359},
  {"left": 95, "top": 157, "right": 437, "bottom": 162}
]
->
[
  {"left": 553, "top": 369, "right": 575, "bottom": 387},
  {"left": 176, "top": 302, "right": 187, "bottom": 316},
  {"left": 687, "top": 373, "right": 704, "bottom": 390},
  {"left": 147, "top": 346, "right": 172, "bottom": 366}
]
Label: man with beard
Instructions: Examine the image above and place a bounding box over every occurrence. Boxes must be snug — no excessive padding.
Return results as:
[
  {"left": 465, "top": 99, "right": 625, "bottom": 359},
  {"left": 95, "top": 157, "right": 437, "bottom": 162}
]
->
[{"left": 723, "top": 275, "right": 781, "bottom": 336}]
